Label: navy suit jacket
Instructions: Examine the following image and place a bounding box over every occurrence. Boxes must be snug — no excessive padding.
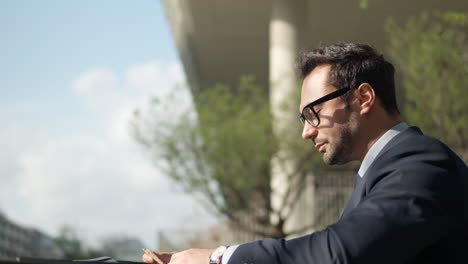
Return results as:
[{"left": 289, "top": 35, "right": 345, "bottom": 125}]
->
[{"left": 228, "top": 127, "right": 467, "bottom": 264}]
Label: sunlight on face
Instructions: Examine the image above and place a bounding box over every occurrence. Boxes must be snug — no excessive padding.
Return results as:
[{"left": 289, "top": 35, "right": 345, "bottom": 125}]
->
[{"left": 300, "top": 65, "right": 360, "bottom": 165}]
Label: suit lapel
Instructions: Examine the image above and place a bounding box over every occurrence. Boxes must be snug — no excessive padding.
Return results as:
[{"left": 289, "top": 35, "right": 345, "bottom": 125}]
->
[
  {"left": 340, "top": 127, "right": 423, "bottom": 218},
  {"left": 341, "top": 173, "right": 366, "bottom": 217}
]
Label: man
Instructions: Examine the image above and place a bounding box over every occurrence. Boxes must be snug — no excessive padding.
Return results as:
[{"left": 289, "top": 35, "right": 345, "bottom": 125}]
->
[{"left": 143, "top": 43, "right": 467, "bottom": 264}]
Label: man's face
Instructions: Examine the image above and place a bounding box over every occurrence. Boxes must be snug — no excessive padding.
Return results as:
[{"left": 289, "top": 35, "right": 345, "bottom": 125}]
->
[{"left": 299, "top": 65, "right": 360, "bottom": 165}]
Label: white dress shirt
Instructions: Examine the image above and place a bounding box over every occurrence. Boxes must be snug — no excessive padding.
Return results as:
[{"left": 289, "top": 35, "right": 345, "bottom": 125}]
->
[{"left": 358, "top": 122, "right": 408, "bottom": 177}]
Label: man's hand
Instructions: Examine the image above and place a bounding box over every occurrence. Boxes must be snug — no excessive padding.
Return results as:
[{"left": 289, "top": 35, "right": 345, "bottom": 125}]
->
[
  {"left": 142, "top": 250, "right": 174, "bottom": 264},
  {"left": 143, "top": 248, "right": 213, "bottom": 264}
]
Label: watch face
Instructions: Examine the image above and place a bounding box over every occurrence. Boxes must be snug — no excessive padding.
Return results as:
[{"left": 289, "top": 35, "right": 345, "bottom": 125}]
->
[{"left": 210, "top": 246, "right": 227, "bottom": 260}]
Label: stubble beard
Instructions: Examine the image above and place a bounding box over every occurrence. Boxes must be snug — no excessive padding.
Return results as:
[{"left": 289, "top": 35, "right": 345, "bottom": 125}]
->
[{"left": 322, "top": 116, "right": 358, "bottom": 165}]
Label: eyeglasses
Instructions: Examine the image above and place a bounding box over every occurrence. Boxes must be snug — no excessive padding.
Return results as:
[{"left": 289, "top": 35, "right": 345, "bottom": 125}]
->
[{"left": 299, "top": 87, "right": 351, "bottom": 127}]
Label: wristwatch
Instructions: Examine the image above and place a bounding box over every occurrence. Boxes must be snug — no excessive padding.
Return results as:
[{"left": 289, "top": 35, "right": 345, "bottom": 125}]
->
[{"left": 209, "top": 245, "right": 228, "bottom": 264}]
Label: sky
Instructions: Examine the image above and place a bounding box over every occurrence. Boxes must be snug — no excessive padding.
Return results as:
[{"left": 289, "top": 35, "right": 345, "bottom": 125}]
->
[{"left": 0, "top": 0, "right": 213, "bottom": 251}]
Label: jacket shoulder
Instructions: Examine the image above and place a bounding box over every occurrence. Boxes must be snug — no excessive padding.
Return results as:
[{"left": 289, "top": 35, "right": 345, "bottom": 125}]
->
[{"left": 376, "top": 126, "right": 465, "bottom": 168}]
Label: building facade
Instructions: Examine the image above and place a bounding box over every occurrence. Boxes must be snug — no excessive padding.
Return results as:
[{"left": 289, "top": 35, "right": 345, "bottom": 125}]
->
[{"left": 0, "top": 211, "right": 63, "bottom": 259}]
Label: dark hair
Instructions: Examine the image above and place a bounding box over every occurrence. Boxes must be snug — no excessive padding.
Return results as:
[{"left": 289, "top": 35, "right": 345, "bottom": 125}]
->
[{"left": 298, "top": 43, "right": 400, "bottom": 114}]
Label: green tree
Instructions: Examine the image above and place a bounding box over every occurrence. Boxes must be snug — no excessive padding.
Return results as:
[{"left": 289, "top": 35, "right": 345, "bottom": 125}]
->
[
  {"left": 386, "top": 11, "right": 468, "bottom": 151},
  {"left": 132, "top": 76, "right": 324, "bottom": 238}
]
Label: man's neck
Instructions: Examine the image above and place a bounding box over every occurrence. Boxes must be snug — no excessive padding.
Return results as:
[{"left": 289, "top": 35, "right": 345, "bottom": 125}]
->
[{"left": 357, "top": 116, "right": 402, "bottom": 162}]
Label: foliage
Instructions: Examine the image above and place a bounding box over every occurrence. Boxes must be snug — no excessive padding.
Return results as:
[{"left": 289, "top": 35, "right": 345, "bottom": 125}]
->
[
  {"left": 359, "top": 0, "right": 369, "bottom": 9},
  {"left": 433, "top": 10, "right": 468, "bottom": 26},
  {"left": 132, "top": 76, "right": 324, "bottom": 238},
  {"left": 386, "top": 11, "right": 468, "bottom": 149}
]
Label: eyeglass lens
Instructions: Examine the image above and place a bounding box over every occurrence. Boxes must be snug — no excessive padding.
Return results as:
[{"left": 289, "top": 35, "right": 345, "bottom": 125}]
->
[{"left": 303, "top": 107, "right": 319, "bottom": 126}]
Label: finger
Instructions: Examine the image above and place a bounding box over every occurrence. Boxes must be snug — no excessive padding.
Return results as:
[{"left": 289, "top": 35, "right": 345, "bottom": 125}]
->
[
  {"left": 144, "top": 249, "right": 168, "bottom": 264},
  {"left": 157, "top": 252, "right": 174, "bottom": 263},
  {"left": 142, "top": 254, "right": 155, "bottom": 264}
]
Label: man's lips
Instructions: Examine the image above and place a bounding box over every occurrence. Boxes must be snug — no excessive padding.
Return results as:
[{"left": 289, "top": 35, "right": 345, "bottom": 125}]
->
[{"left": 315, "top": 142, "right": 326, "bottom": 152}]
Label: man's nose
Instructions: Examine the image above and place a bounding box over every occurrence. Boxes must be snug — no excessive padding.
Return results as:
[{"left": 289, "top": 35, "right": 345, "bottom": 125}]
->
[{"left": 302, "top": 122, "right": 318, "bottom": 140}]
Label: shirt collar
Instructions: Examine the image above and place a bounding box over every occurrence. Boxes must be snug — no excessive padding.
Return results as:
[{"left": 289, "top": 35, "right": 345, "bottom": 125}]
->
[{"left": 358, "top": 122, "right": 408, "bottom": 177}]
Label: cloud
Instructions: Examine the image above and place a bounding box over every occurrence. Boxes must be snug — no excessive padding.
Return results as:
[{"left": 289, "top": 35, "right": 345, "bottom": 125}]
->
[
  {"left": 125, "top": 61, "right": 185, "bottom": 95},
  {"left": 0, "top": 60, "right": 210, "bottom": 249},
  {"left": 72, "top": 68, "right": 122, "bottom": 112},
  {"left": 15, "top": 135, "right": 197, "bottom": 245}
]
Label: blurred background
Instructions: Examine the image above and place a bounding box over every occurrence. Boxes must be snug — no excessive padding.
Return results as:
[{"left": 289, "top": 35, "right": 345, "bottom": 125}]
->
[{"left": 1, "top": 0, "right": 466, "bottom": 261}]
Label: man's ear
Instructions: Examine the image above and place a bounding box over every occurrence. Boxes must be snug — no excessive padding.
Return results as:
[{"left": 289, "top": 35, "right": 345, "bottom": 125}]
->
[{"left": 356, "top": 83, "right": 375, "bottom": 115}]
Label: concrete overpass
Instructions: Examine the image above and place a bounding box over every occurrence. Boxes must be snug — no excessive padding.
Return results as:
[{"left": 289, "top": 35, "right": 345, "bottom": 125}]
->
[{"left": 162, "top": 0, "right": 466, "bottom": 89}]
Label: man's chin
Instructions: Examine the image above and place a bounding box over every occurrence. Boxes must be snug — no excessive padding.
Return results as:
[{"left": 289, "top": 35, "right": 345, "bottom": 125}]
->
[
  {"left": 323, "top": 152, "right": 350, "bottom": 165},
  {"left": 322, "top": 154, "right": 336, "bottom": 165}
]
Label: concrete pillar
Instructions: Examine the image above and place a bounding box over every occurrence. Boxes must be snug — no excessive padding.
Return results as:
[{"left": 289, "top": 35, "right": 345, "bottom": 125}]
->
[
  {"left": 269, "top": 0, "right": 299, "bottom": 112},
  {"left": 269, "top": 0, "right": 311, "bottom": 236}
]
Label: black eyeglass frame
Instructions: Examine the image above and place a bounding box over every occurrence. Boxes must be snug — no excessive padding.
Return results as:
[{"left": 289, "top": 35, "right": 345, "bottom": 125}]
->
[{"left": 299, "top": 87, "right": 351, "bottom": 127}]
